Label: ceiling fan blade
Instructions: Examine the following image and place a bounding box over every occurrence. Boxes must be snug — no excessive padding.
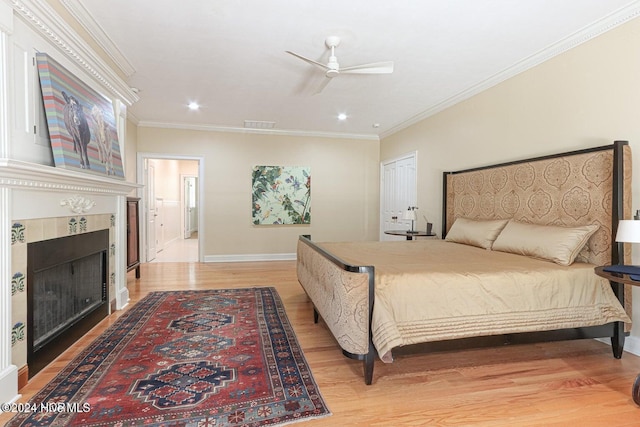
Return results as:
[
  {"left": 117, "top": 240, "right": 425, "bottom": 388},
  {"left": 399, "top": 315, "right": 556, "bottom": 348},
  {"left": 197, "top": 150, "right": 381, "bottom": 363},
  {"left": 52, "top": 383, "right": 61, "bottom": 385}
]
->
[
  {"left": 340, "top": 61, "right": 394, "bottom": 74},
  {"left": 286, "top": 51, "right": 329, "bottom": 70},
  {"left": 314, "top": 76, "right": 333, "bottom": 95}
]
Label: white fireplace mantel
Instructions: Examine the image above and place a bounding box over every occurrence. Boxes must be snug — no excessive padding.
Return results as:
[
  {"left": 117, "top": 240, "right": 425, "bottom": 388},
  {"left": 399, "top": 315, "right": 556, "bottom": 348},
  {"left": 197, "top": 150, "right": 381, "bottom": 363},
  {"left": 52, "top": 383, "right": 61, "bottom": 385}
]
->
[
  {"left": 0, "top": 158, "right": 140, "bottom": 195},
  {"left": 1, "top": 157, "right": 142, "bottom": 309},
  {"left": 0, "top": 0, "right": 141, "bottom": 406},
  {"left": 0, "top": 159, "right": 142, "bottom": 404}
]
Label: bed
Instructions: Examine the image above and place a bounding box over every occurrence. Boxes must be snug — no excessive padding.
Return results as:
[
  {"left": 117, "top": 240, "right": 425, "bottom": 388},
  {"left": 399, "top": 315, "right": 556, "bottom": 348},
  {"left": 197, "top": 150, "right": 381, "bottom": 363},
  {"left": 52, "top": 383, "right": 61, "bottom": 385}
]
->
[{"left": 297, "top": 141, "right": 633, "bottom": 385}]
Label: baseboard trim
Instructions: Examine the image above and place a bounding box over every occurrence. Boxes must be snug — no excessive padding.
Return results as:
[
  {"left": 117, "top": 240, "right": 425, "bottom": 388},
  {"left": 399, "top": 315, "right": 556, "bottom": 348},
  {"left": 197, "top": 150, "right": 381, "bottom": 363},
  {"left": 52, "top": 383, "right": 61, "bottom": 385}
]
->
[
  {"left": 18, "top": 365, "right": 28, "bottom": 390},
  {"left": 596, "top": 334, "right": 640, "bottom": 356},
  {"left": 116, "top": 286, "right": 130, "bottom": 310},
  {"left": 623, "top": 334, "right": 640, "bottom": 356},
  {"left": 204, "top": 253, "right": 296, "bottom": 263}
]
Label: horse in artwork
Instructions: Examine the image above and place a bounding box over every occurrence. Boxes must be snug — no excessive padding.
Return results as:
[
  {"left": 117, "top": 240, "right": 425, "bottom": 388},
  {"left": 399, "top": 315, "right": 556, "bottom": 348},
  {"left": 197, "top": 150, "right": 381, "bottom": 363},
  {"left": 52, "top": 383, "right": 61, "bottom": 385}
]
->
[
  {"left": 62, "top": 91, "right": 92, "bottom": 169},
  {"left": 91, "top": 105, "right": 114, "bottom": 175}
]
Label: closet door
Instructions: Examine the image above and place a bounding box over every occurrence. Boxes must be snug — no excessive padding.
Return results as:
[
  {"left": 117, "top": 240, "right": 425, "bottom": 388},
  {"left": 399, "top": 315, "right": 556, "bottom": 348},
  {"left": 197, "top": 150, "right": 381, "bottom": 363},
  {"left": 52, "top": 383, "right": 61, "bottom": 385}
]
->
[{"left": 380, "top": 152, "right": 417, "bottom": 240}]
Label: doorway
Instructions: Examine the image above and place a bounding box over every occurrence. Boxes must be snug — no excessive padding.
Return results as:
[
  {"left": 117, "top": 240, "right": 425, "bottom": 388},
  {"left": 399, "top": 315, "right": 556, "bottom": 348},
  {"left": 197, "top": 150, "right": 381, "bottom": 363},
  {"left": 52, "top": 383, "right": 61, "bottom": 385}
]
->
[
  {"left": 137, "top": 153, "right": 204, "bottom": 263},
  {"left": 380, "top": 152, "right": 417, "bottom": 241}
]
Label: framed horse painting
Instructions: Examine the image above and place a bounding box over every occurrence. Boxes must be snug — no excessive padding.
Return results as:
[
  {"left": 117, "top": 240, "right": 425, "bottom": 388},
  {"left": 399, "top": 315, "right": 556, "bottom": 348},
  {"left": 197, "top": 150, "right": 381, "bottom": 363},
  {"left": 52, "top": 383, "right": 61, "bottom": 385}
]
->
[{"left": 36, "top": 52, "right": 125, "bottom": 178}]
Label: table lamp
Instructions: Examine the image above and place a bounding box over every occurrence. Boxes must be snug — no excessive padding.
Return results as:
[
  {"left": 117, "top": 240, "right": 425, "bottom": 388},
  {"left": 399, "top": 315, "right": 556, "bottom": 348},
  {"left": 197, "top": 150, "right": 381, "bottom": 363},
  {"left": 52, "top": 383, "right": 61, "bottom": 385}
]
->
[
  {"left": 603, "top": 219, "right": 640, "bottom": 275},
  {"left": 616, "top": 219, "right": 640, "bottom": 244},
  {"left": 403, "top": 206, "right": 417, "bottom": 233}
]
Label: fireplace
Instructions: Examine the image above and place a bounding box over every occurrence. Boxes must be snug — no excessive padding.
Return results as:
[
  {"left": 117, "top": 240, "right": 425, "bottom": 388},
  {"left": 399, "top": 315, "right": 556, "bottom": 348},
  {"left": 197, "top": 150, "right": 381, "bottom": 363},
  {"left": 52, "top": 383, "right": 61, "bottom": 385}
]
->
[
  {"left": 2, "top": 160, "right": 138, "bottom": 397},
  {"left": 27, "top": 230, "right": 109, "bottom": 377}
]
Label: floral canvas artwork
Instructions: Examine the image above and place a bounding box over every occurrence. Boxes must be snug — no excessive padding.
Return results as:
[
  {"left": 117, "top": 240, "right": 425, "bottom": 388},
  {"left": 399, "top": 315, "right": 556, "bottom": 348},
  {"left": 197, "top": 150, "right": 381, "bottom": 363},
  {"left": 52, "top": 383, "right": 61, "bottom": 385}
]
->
[{"left": 252, "top": 166, "right": 311, "bottom": 225}]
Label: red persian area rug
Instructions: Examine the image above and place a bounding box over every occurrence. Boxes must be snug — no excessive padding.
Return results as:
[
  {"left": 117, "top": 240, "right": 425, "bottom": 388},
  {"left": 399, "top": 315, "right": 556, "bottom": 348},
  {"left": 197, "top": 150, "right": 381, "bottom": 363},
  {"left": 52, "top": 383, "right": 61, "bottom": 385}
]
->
[{"left": 7, "top": 287, "right": 330, "bottom": 426}]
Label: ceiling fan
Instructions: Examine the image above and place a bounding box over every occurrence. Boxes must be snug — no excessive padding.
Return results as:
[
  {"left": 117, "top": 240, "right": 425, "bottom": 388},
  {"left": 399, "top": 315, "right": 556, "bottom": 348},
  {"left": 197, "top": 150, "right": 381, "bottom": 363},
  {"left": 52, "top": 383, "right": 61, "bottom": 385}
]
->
[{"left": 286, "top": 36, "right": 394, "bottom": 93}]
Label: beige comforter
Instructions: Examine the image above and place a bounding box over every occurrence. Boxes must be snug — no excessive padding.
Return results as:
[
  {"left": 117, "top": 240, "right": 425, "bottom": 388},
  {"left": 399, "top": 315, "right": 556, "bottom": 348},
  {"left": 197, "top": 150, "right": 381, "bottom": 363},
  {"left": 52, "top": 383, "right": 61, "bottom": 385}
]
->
[{"left": 315, "top": 240, "right": 630, "bottom": 362}]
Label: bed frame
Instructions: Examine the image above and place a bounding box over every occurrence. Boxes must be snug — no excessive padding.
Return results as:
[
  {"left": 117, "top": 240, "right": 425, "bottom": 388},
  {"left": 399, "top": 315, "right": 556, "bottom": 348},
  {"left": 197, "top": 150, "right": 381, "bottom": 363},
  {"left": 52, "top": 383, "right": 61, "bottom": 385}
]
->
[{"left": 296, "top": 140, "right": 632, "bottom": 385}]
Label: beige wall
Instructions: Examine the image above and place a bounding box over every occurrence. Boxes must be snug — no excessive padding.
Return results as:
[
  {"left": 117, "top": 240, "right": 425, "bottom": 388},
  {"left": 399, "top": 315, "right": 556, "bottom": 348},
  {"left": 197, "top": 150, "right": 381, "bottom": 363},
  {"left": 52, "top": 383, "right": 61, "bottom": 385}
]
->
[
  {"left": 381, "top": 17, "right": 640, "bottom": 346},
  {"left": 136, "top": 127, "right": 380, "bottom": 257},
  {"left": 382, "top": 17, "right": 640, "bottom": 235}
]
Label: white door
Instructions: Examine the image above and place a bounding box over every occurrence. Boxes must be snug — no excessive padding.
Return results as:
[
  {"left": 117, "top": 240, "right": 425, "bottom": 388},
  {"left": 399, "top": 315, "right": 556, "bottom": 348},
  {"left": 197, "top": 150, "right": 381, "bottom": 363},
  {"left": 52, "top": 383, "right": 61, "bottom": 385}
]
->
[
  {"left": 184, "top": 176, "right": 198, "bottom": 238},
  {"left": 147, "top": 162, "right": 157, "bottom": 261},
  {"left": 380, "top": 153, "right": 417, "bottom": 240},
  {"left": 155, "top": 198, "right": 164, "bottom": 253}
]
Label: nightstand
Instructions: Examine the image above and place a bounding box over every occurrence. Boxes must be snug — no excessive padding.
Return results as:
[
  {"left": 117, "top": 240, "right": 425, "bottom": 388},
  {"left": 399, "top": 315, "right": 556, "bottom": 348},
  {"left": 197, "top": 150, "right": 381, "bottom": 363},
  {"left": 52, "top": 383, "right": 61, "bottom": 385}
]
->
[
  {"left": 384, "top": 230, "right": 437, "bottom": 241},
  {"left": 594, "top": 265, "right": 640, "bottom": 406}
]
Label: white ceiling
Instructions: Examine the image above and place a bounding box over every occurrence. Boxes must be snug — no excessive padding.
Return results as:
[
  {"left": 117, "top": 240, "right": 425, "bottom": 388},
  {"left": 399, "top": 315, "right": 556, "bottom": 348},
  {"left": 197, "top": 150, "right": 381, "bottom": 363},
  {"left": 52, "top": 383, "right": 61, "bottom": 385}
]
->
[{"left": 66, "top": 0, "right": 640, "bottom": 139}]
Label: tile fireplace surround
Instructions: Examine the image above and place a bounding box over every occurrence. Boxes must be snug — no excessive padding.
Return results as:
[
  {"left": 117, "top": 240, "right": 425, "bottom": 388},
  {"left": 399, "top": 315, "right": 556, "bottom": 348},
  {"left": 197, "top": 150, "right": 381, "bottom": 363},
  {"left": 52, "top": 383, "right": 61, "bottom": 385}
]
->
[{"left": 0, "top": 159, "right": 140, "bottom": 402}]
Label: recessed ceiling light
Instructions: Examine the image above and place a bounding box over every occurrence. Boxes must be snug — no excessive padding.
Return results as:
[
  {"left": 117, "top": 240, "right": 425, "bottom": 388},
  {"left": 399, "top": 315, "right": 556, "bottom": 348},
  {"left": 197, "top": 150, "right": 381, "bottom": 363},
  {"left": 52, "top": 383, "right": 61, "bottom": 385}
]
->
[
  {"left": 337, "top": 113, "right": 347, "bottom": 121},
  {"left": 188, "top": 102, "right": 200, "bottom": 111}
]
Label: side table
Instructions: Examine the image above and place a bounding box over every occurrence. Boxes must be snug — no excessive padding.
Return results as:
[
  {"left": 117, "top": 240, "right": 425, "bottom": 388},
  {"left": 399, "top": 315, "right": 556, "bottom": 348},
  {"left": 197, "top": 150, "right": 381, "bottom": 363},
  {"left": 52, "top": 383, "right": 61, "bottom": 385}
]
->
[
  {"left": 594, "top": 265, "right": 640, "bottom": 406},
  {"left": 384, "top": 230, "right": 437, "bottom": 241}
]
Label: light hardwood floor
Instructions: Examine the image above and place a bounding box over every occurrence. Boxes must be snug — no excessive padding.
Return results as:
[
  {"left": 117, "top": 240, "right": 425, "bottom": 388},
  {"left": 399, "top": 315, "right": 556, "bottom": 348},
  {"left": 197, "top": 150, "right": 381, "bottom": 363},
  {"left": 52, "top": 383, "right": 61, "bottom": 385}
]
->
[{"left": 3, "top": 261, "right": 640, "bottom": 426}]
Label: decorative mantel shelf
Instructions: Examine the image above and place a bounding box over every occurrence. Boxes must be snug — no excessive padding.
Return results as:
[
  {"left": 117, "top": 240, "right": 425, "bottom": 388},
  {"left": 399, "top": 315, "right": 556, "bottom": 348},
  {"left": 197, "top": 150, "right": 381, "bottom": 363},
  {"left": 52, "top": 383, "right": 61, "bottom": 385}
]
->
[{"left": 0, "top": 158, "right": 139, "bottom": 195}]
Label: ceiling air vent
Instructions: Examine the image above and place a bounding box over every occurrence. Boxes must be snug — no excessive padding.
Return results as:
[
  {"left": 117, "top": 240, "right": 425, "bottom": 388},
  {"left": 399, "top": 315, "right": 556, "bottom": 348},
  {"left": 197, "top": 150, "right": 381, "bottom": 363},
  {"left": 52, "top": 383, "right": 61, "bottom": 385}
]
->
[{"left": 244, "top": 120, "right": 276, "bottom": 129}]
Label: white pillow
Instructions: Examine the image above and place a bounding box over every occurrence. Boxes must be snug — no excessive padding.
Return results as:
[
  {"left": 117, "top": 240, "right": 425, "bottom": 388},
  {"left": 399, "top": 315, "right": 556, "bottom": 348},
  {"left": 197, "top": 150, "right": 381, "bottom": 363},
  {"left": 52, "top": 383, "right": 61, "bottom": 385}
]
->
[
  {"left": 445, "top": 218, "right": 509, "bottom": 249},
  {"left": 491, "top": 220, "right": 598, "bottom": 266}
]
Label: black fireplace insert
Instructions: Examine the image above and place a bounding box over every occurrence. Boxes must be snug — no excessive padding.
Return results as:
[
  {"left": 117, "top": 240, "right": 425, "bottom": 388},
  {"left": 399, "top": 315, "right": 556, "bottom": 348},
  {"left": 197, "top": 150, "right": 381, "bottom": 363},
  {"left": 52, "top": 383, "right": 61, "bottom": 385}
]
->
[{"left": 27, "top": 229, "right": 109, "bottom": 377}]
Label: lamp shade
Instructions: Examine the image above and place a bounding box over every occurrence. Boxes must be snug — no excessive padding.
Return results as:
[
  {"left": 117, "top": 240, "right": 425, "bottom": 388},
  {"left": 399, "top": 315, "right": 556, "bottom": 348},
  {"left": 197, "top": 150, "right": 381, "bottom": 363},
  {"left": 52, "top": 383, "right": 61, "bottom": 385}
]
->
[
  {"left": 615, "top": 220, "right": 640, "bottom": 243},
  {"left": 402, "top": 209, "right": 416, "bottom": 221}
]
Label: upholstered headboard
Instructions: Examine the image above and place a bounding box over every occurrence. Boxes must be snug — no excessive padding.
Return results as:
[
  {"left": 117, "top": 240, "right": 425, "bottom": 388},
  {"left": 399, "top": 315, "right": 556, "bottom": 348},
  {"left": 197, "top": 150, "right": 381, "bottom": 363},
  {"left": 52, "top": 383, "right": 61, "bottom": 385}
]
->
[{"left": 443, "top": 141, "right": 632, "bottom": 320}]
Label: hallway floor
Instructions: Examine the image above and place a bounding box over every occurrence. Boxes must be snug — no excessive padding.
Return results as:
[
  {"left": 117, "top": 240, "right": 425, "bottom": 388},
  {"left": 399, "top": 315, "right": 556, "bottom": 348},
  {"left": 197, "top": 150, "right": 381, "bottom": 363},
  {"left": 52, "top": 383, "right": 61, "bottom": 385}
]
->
[{"left": 151, "top": 233, "right": 198, "bottom": 262}]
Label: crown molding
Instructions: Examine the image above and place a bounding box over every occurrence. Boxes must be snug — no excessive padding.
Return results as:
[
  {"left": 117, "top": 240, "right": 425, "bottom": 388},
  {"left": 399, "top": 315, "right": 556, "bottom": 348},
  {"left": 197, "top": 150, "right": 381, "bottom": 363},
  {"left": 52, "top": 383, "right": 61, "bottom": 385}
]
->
[
  {"left": 60, "top": 0, "right": 135, "bottom": 77},
  {"left": 380, "top": 1, "right": 640, "bottom": 139},
  {"left": 137, "top": 120, "right": 381, "bottom": 141},
  {"left": 8, "top": 0, "right": 139, "bottom": 106},
  {"left": 126, "top": 110, "right": 140, "bottom": 126}
]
